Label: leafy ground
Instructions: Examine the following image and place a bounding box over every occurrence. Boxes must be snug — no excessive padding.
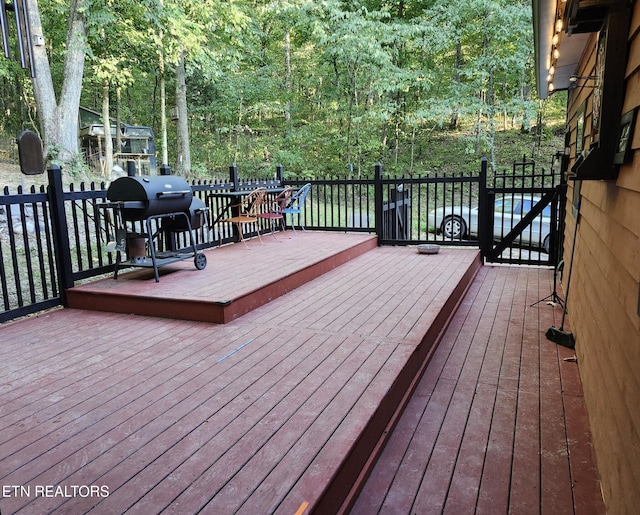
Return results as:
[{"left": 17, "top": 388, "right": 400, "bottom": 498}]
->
[
  {"left": 0, "top": 162, "right": 49, "bottom": 191},
  {"left": 396, "top": 127, "right": 564, "bottom": 177}
]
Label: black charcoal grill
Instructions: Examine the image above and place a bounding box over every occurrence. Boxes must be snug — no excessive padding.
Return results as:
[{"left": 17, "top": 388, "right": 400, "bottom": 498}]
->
[{"left": 104, "top": 176, "right": 208, "bottom": 282}]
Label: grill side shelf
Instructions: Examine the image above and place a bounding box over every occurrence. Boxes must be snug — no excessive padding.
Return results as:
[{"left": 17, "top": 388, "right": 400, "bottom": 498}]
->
[{"left": 99, "top": 200, "right": 147, "bottom": 210}]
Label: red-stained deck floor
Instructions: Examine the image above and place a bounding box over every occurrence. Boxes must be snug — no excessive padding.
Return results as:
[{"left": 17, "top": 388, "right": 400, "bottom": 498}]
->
[
  {"left": 352, "top": 265, "right": 604, "bottom": 515},
  {"left": 0, "top": 233, "right": 602, "bottom": 514}
]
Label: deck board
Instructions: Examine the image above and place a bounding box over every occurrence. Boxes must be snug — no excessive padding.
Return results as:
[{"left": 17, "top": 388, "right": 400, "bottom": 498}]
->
[{"left": 1, "top": 238, "right": 480, "bottom": 514}]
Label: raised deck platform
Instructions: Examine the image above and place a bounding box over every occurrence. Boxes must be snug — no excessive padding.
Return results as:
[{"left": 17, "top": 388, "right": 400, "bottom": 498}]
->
[{"left": 67, "top": 232, "right": 379, "bottom": 323}]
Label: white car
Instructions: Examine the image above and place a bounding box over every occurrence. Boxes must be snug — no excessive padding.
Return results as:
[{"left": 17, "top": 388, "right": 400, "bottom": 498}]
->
[{"left": 428, "top": 194, "right": 553, "bottom": 253}]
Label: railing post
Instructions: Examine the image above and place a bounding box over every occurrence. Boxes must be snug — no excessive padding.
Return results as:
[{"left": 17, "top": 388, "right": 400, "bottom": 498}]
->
[
  {"left": 48, "top": 164, "right": 74, "bottom": 305},
  {"left": 478, "top": 157, "right": 488, "bottom": 260},
  {"left": 276, "top": 164, "right": 284, "bottom": 185},
  {"left": 229, "top": 163, "right": 239, "bottom": 191},
  {"left": 374, "top": 162, "right": 383, "bottom": 245}
]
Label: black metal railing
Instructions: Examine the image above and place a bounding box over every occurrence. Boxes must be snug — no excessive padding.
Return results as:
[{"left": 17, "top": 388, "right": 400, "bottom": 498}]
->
[
  {"left": 1, "top": 157, "right": 560, "bottom": 323},
  {"left": 1, "top": 184, "right": 59, "bottom": 321},
  {"left": 479, "top": 156, "right": 563, "bottom": 266},
  {"left": 283, "top": 164, "right": 483, "bottom": 245}
]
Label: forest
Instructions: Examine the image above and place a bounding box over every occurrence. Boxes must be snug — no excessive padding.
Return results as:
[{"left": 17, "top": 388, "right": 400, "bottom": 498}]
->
[{"left": 0, "top": 0, "right": 566, "bottom": 181}]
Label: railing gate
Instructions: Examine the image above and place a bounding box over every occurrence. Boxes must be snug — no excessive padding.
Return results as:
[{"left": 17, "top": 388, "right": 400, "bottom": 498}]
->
[{"left": 480, "top": 156, "right": 565, "bottom": 266}]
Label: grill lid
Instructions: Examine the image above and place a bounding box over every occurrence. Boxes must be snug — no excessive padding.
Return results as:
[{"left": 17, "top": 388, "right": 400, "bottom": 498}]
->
[{"left": 107, "top": 176, "right": 193, "bottom": 220}]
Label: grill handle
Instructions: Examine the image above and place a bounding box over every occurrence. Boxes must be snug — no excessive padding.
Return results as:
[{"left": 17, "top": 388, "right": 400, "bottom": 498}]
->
[{"left": 157, "top": 190, "right": 191, "bottom": 198}]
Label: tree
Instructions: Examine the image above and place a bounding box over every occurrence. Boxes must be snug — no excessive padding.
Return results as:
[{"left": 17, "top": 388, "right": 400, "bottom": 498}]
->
[
  {"left": 410, "top": 0, "right": 534, "bottom": 169},
  {"left": 175, "top": 52, "right": 190, "bottom": 174},
  {"left": 27, "top": 0, "right": 87, "bottom": 162},
  {"left": 150, "top": 0, "right": 252, "bottom": 176}
]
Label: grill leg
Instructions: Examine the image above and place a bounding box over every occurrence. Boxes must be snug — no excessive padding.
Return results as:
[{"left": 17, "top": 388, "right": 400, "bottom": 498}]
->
[
  {"left": 184, "top": 215, "right": 201, "bottom": 262},
  {"left": 146, "top": 218, "right": 160, "bottom": 283}
]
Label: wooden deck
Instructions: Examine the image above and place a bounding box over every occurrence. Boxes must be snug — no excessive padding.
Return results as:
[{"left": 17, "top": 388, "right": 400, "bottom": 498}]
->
[{"left": 0, "top": 233, "right": 602, "bottom": 514}]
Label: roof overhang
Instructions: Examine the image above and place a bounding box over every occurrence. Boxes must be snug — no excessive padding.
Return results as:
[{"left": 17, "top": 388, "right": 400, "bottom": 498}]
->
[{"left": 532, "top": 0, "right": 622, "bottom": 99}]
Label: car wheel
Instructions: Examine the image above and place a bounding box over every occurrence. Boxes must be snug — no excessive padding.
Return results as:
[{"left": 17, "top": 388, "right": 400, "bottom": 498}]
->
[
  {"left": 543, "top": 234, "right": 551, "bottom": 254},
  {"left": 442, "top": 215, "right": 467, "bottom": 239}
]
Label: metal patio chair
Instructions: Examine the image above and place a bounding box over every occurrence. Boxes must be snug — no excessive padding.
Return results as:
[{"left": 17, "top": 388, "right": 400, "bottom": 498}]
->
[
  {"left": 218, "top": 187, "right": 268, "bottom": 248},
  {"left": 257, "top": 187, "right": 295, "bottom": 240},
  {"left": 281, "top": 183, "right": 311, "bottom": 233}
]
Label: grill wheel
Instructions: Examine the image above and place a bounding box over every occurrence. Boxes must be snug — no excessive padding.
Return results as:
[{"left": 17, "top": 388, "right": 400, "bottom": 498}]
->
[{"left": 195, "top": 253, "right": 207, "bottom": 270}]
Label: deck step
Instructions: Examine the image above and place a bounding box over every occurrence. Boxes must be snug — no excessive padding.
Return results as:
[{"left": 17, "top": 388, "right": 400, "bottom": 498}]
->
[
  {"left": 310, "top": 248, "right": 481, "bottom": 512},
  {"left": 66, "top": 232, "right": 378, "bottom": 323}
]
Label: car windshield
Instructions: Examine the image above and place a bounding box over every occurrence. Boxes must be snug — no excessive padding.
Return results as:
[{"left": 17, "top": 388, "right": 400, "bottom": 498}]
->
[
  {"left": 495, "top": 197, "right": 551, "bottom": 217},
  {"left": 521, "top": 199, "right": 551, "bottom": 217}
]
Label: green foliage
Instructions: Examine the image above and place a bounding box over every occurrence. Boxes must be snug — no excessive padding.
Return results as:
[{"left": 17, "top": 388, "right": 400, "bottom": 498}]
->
[
  {"left": 47, "top": 144, "right": 91, "bottom": 179},
  {"left": 6, "top": 0, "right": 564, "bottom": 179}
]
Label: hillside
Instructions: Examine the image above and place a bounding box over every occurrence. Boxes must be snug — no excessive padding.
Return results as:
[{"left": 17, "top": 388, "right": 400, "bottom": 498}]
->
[
  {"left": 392, "top": 128, "right": 564, "bottom": 177},
  {"left": 0, "top": 127, "right": 565, "bottom": 190}
]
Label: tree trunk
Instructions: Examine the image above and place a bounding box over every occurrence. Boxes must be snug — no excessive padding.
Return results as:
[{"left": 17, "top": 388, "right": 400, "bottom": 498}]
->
[
  {"left": 28, "top": 0, "right": 86, "bottom": 163},
  {"left": 345, "top": 60, "right": 358, "bottom": 176},
  {"left": 234, "top": 96, "right": 243, "bottom": 163},
  {"left": 483, "top": 14, "right": 496, "bottom": 172},
  {"left": 284, "top": 31, "right": 291, "bottom": 125},
  {"left": 157, "top": 1, "right": 169, "bottom": 167},
  {"left": 175, "top": 52, "right": 191, "bottom": 176},
  {"left": 102, "top": 79, "right": 113, "bottom": 178},
  {"left": 409, "top": 125, "right": 416, "bottom": 174},
  {"left": 116, "top": 85, "right": 122, "bottom": 152},
  {"left": 158, "top": 29, "right": 169, "bottom": 167},
  {"left": 450, "top": 41, "right": 462, "bottom": 129}
]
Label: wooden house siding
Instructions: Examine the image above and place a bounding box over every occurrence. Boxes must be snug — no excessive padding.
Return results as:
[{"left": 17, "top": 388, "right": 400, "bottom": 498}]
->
[
  {"left": 564, "top": 4, "right": 640, "bottom": 513},
  {"left": 567, "top": 38, "right": 597, "bottom": 156}
]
